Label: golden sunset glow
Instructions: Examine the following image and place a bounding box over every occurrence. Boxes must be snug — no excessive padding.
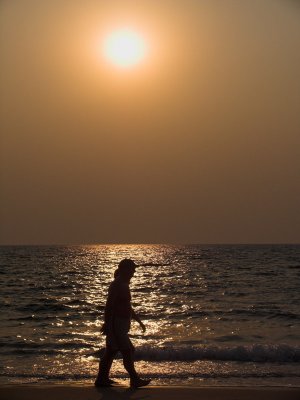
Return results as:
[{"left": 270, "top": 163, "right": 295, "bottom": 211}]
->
[
  {"left": 2, "top": 1, "right": 300, "bottom": 245},
  {"left": 102, "top": 28, "right": 147, "bottom": 68}
]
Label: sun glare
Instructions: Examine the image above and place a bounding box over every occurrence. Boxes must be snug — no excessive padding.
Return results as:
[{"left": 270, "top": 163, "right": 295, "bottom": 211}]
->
[{"left": 103, "top": 28, "right": 147, "bottom": 68}]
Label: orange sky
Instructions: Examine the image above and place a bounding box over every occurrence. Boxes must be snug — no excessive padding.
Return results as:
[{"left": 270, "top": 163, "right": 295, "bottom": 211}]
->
[{"left": 1, "top": 0, "right": 299, "bottom": 244}]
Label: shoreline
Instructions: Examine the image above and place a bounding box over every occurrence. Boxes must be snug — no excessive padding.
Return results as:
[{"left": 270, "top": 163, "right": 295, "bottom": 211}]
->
[
  {"left": 1, "top": 382, "right": 300, "bottom": 387},
  {"left": 1, "top": 385, "right": 300, "bottom": 400}
]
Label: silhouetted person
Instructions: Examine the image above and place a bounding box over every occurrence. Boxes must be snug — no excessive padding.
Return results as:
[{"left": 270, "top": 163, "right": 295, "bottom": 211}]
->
[{"left": 95, "top": 259, "right": 151, "bottom": 388}]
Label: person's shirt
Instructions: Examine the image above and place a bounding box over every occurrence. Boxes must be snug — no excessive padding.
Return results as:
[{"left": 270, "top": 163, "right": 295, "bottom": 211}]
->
[{"left": 104, "top": 277, "right": 132, "bottom": 322}]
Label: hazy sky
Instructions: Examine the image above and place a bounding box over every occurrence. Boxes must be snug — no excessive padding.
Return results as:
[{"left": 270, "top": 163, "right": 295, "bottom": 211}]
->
[{"left": 1, "top": 0, "right": 299, "bottom": 245}]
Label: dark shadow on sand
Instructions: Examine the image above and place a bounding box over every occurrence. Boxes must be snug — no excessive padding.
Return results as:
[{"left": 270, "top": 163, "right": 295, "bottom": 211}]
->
[{"left": 95, "top": 386, "right": 151, "bottom": 400}]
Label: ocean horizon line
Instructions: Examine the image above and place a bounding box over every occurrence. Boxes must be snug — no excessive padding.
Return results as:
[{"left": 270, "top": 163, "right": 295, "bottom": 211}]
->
[{"left": 0, "top": 242, "right": 299, "bottom": 247}]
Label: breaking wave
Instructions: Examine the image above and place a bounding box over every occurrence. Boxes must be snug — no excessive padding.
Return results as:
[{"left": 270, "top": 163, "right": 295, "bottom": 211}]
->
[{"left": 134, "top": 344, "right": 300, "bottom": 363}]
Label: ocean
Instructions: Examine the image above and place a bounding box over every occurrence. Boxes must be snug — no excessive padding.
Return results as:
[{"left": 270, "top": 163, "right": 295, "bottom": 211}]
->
[{"left": 0, "top": 244, "right": 299, "bottom": 386}]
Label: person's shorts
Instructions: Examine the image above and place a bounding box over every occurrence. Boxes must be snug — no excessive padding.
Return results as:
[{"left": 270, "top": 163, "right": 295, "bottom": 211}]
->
[{"left": 106, "top": 317, "right": 134, "bottom": 352}]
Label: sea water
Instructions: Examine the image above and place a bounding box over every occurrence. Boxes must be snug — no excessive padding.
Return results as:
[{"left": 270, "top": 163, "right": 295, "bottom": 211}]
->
[{"left": 0, "top": 244, "right": 299, "bottom": 386}]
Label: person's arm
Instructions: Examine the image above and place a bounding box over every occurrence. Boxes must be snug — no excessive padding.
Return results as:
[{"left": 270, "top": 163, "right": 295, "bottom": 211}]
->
[
  {"left": 100, "top": 283, "right": 117, "bottom": 334},
  {"left": 131, "top": 307, "right": 146, "bottom": 332}
]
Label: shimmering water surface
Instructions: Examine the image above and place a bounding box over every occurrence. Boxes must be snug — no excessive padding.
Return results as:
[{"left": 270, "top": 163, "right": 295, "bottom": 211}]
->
[{"left": 0, "top": 244, "right": 300, "bottom": 386}]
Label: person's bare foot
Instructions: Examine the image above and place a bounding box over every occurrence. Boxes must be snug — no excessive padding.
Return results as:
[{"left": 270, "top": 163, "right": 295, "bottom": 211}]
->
[{"left": 130, "top": 378, "right": 151, "bottom": 388}]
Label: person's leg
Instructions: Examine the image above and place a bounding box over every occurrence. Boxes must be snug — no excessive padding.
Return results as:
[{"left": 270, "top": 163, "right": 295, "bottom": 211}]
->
[
  {"left": 121, "top": 349, "right": 139, "bottom": 381},
  {"left": 120, "top": 349, "right": 151, "bottom": 387},
  {"left": 115, "top": 319, "right": 151, "bottom": 387},
  {"left": 95, "top": 348, "right": 117, "bottom": 385}
]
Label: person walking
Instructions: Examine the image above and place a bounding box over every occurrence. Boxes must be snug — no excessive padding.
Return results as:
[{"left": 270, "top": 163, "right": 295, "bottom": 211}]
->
[{"left": 95, "top": 259, "right": 151, "bottom": 388}]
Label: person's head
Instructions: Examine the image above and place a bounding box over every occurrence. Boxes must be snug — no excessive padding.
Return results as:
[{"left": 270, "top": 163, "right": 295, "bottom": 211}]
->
[{"left": 116, "top": 258, "right": 137, "bottom": 281}]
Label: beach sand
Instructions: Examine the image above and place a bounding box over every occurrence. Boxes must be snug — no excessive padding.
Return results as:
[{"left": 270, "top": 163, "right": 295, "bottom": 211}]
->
[{"left": 1, "top": 385, "right": 299, "bottom": 400}]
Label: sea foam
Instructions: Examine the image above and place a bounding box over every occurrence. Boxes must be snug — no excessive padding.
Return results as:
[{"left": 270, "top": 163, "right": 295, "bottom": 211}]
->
[{"left": 134, "top": 344, "right": 300, "bottom": 362}]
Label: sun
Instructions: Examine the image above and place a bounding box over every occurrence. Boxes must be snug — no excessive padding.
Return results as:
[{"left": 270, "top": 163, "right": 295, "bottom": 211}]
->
[{"left": 103, "top": 28, "right": 147, "bottom": 68}]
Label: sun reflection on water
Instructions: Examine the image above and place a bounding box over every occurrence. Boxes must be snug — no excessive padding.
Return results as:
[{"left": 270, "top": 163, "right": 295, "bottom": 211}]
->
[
  {"left": 55, "top": 244, "right": 208, "bottom": 360},
  {"left": 2, "top": 244, "right": 300, "bottom": 385}
]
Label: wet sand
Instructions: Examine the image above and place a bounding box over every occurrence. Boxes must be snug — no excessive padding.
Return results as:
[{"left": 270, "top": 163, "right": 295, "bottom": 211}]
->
[{"left": 1, "top": 385, "right": 300, "bottom": 400}]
